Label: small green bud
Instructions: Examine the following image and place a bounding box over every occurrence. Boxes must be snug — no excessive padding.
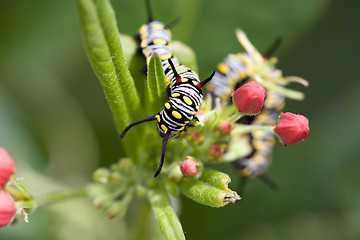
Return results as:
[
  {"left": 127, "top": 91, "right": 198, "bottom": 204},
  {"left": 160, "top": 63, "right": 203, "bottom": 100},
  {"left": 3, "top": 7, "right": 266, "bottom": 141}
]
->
[
  {"left": 106, "top": 200, "right": 127, "bottom": 219},
  {"left": 93, "top": 168, "right": 110, "bottom": 184},
  {"left": 93, "top": 193, "right": 113, "bottom": 210},
  {"left": 109, "top": 171, "right": 124, "bottom": 184}
]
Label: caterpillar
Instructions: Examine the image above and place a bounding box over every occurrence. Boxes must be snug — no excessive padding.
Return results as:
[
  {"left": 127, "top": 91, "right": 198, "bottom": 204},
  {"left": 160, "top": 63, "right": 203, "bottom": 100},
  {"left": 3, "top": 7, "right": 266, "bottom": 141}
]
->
[
  {"left": 121, "top": 1, "right": 215, "bottom": 177},
  {"left": 207, "top": 40, "right": 285, "bottom": 189}
]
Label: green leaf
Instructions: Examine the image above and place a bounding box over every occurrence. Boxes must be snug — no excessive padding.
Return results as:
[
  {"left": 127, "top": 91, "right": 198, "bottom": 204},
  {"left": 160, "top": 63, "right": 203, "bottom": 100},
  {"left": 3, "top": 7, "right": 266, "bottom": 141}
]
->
[
  {"left": 148, "top": 184, "right": 185, "bottom": 240},
  {"left": 77, "top": 0, "right": 140, "bottom": 133},
  {"left": 147, "top": 53, "right": 168, "bottom": 114},
  {"left": 77, "top": 0, "right": 145, "bottom": 162}
]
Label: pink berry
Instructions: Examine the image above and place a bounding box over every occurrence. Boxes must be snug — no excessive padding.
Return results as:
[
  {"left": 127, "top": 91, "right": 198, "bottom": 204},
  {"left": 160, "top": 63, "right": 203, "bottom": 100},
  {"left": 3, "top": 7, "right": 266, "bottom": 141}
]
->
[
  {"left": 180, "top": 158, "right": 200, "bottom": 178},
  {"left": 0, "top": 148, "right": 15, "bottom": 187},
  {"left": 232, "top": 81, "right": 266, "bottom": 115},
  {"left": 0, "top": 191, "right": 16, "bottom": 227},
  {"left": 275, "top": 112, "right": 309, "bottom": 146}
]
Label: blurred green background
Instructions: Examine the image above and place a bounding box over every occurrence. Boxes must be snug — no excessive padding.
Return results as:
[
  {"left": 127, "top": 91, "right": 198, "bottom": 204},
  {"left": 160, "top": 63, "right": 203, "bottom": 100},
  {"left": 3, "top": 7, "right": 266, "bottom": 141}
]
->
[{"left": 1, "top": 0, "right": 360, "bottom": 239}]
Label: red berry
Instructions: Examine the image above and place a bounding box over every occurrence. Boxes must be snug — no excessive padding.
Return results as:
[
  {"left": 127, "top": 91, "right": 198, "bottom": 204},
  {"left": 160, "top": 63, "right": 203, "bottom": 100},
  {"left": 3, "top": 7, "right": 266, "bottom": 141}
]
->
[
  {"left": 0, "top": 191, "right": 16, "bottom": 227},
  {"left": 0, "top": 148, "right": 15, "bottom": 187},
  {"left": 275, "top": 112, "right": 309, "bottom": 146},
  {"left": 232, "top": 81, "right": 266, "bottom": 115},
  {"left": 180, "top": 158, "right": 200, "bottom": 178}
]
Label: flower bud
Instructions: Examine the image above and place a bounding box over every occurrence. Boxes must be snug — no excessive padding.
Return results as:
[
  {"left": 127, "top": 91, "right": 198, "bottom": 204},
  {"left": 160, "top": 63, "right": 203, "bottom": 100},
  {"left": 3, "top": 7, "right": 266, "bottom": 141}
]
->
[
  {"left": 275, "top": 112, "right": 309, "bottom": 146},
  {"left": 190, "top": 133, "right": 203, "bottom": 143},
  {"left": 209, "top": 144, "right": 224, "bottom": 159},
  {"left": 232, "top": 81, "right": 266, "bottom": 115},
  {"left": 0, "top": 191, "right": 16, "bottom": 227},
  {"left": 217, "top": 120, "right": 232, "bottom": 136},
  {"left": 0, "top": 147, "right": 15, "bottom": 187},
  {"left": 180, "top": 158, "right": 201, "bottom": 178}
]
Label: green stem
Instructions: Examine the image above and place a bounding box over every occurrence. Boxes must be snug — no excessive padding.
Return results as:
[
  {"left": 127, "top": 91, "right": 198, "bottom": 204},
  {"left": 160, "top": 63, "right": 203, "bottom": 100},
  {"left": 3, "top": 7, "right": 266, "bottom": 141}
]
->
[
  {"left": 7, "top": 177, "right": 32, "bottom": 200},
  {"left": 232, "top": 124, "right": 274, "bottom": 135},
  {"left": 34, "top": 186, "right": 89, "bottom": 207}
]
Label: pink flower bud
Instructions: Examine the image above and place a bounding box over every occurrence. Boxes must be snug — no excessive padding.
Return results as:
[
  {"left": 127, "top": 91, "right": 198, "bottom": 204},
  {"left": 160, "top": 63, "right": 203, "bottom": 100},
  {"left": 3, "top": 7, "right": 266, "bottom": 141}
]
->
[
  {"left": 0, "top": 148, "right": 15, "bottom": 187},
  {"left": 209, "top": 144, "right": 224, "bottom": 159},
  {"left": 190, "top": 133, "right": 203, "bottom": 143},
  {"left": 217, "top": 120, "right": 232, "bottom": 136},
  {"left": 275, "top": 112, "right": 309, "bottom": 146},
  {"left": 0, "top": 191, "right": 16, "bottom": 227},
  {"left": 180, "top": 158, "right": 201, "bottom": 178},
  {"left": 232, "top": 81, "right": 266, "bottom": 115}
]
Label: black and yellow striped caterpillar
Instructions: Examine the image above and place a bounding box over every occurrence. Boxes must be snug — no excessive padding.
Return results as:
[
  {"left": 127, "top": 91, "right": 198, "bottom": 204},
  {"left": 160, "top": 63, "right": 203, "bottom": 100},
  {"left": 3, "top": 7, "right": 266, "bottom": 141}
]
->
[
  {"left": 208, "top": 47, "right": 285, "bottom": 189},
  {"left": 121, "top": 2, "right": 214, "bottom": 177}
]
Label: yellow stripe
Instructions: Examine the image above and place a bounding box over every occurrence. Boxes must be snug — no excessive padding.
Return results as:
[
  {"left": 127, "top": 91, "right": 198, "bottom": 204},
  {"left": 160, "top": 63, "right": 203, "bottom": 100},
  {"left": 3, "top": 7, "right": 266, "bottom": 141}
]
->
[
  {"left": 182, "top": 78, "right": 188, "bottom": 82},
  {"left": 143, "top": 48, "right": 150, "bottom": 57},
  {"left": 241, "top": 168, "right": 251, "bottom": 177},
  {"left": 153, "top": 39, "right": 167, "bottom": 45},
  {"left": 172, "top": 110, "right": 182, "bottom": 119},
  {"left": 156, "top": 115, "right": 161, "bottom": 122},
  {"left": 165, "top": 102, "right": 171, "bottom": 109},
  {"left": 151, "top": 24, "right": 165, "bottom": 29},
  {"left": 177, "top": 69, "right": 188, "bottom": 74},
  {"left": 171, "top": 93, "right": 180, "bottom": 98},
  {"left": 141, "top": 40, "right": 147, "bottom": 48},
  {"left": 192, "top": 71, "right": 199, "bottom": 78},
  {"left": 192, "top": 80, "right": 199, "bottom": 86},
  {"left": 139, "top": 25, "right": 147, "bottom": 35},
  {"left": 217, "top": 62, "right": 230, "bottom": 74},
  {"left": 160, "top": 53, "right": 172, "bottom": 60},
  {"left": 161, "top": 124, "right": 168, "bottom": 133},
  {"left": 183, "top": 96, "right": 192, "bottom": 105}
]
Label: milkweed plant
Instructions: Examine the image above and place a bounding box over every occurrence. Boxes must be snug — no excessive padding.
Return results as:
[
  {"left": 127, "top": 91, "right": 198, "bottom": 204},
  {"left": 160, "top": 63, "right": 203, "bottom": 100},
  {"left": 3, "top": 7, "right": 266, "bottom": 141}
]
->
[{"left": 0, "top": 0, "right": 310, "bottom": 239}]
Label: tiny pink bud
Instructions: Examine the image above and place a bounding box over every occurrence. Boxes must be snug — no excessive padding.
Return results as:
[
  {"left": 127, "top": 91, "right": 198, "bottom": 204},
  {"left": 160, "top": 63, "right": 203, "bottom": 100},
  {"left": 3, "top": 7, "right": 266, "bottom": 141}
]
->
[
  {"left": 217, "top": 120, "right": 232, "bottom": 136},
  {"left": 191, "top": 133, "right": 203, "bottom": 143},
  {"left": 209, "top": 144, "right": 224, "bottom": 159},
  {"left": 0, "top": 191, "right": 16, "bottom": 227},
  {"left": 0, "top": 147, "right": 15, "bottom": 187},
  {"left": 232, "top": 81, "right": 266, "bottom": 115},
  {"left": 180, "top": 158, "right": 201, "bottom": 178},
  {"left": 275, "top": 112, "right": 309, "bottom": 146}
]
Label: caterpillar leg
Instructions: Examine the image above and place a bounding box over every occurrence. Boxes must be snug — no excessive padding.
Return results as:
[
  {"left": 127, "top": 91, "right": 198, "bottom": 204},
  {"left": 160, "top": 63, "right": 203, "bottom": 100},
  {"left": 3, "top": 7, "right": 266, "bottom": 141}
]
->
[
  {"left": 120, "top": 113, "right": 158, "bottom": 138},
  {"left": 260, "top": 174, "right": 278, "bottom": 191},
  {"left": 154, "top": 130, "right": 171, "bottom": 177}
]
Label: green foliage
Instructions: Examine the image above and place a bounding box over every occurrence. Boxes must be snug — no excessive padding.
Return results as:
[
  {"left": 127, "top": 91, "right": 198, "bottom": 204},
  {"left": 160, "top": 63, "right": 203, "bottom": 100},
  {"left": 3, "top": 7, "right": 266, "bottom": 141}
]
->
[{"left": 4, "top": 0, "right": 360, "bottom": 240}]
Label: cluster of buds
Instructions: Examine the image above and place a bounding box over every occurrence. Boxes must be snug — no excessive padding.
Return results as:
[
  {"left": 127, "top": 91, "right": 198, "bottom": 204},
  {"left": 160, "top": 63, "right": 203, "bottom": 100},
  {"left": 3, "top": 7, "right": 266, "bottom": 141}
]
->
[
  {"left": 91, "top": 158, "right": 137, "bottom": 219},
  {"left": 0, "top": 147, "right": 16, "bottom": 227}
]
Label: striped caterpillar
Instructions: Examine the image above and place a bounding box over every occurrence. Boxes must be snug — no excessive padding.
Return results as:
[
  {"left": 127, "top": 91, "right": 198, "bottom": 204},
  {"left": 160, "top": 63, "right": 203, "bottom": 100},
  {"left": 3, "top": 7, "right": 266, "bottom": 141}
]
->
[
  {"left": 121, "top": 3, "right": 214, "bottom": 177},
  {"left": 207, "top": 37, "right": 285, "bottom": 189}
]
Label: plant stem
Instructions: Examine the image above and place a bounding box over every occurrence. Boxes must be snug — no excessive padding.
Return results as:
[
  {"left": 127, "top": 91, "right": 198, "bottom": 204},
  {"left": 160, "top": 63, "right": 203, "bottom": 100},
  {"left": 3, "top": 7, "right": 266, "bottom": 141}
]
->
[
  {"left": 232, "top": 124, "right": 274, "bottom": 135},
  {"left": 34, "top": 186, "right": 89, "bottom": 207}
]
